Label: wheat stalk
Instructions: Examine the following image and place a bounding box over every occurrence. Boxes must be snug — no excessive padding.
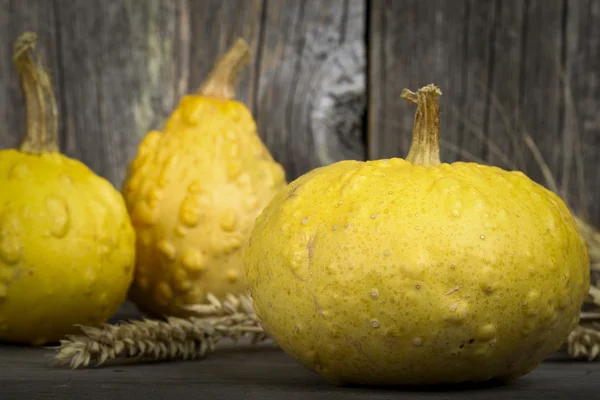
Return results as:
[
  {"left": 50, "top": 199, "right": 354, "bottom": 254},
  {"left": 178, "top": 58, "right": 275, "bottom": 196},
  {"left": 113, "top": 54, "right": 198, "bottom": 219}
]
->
[{"left": 51, "top": 293, "right": 270, "bottom": 369}]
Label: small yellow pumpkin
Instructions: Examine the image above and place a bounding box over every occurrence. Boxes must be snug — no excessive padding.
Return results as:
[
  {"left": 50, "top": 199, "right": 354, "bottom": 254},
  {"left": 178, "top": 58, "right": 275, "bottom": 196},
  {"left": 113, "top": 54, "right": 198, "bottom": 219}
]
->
[{"left": 0, "top": 33, "right": 135, "bottom": 346}]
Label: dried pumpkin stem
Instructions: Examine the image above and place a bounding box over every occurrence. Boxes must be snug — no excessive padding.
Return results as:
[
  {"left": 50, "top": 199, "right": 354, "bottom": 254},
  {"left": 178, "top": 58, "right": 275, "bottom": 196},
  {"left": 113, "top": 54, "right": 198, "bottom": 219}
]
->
[
  {"left": 401, "top": 84, "right": 442, "bottom": 166},
  {"left": 13, "top": 32, "right": 59, "bottom": 154},
  {"left": 198, "top": 38, "right": 250, "bottom": 100}
]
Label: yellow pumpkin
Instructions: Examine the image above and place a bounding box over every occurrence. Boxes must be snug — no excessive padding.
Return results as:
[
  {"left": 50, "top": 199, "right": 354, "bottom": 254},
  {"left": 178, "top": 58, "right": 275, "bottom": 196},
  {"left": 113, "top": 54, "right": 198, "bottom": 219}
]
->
[
  {"left": 122, "top": 39, "right": 286, "bottom": 318},
  {"left": 244, "top": 84, "right": 589, "bottom": 385},
  {"left": 0, "top": 33, "right": 135, "bottom": 346}
]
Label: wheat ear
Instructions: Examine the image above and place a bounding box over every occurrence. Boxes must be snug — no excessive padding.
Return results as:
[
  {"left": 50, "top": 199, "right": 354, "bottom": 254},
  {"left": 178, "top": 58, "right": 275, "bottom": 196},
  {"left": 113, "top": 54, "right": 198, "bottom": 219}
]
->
[
  {"left": 51, "top": 293, "right": 270, "bottom": 369},
  {"left": 565, "top": 323, "right": 600, "bottom": 361}
]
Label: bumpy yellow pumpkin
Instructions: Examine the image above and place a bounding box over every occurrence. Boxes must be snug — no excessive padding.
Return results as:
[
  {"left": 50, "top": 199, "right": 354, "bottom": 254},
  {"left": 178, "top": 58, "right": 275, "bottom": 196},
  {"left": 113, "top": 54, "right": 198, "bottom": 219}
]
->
[
  {"left": 244, "top": 84, "right": 590, "bottom": 385},
  {"left": 0, "top": 33, "right": 135, "bottom": 346},
  {"left": 122, "top": 39, "right": 286, "bottom": 318}
]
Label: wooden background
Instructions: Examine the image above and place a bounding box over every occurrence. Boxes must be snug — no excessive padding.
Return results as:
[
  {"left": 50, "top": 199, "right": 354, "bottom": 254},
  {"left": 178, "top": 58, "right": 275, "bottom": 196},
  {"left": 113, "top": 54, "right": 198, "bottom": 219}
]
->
[{"left": 0, "top": 0, "right": 598, "bottom": 225}]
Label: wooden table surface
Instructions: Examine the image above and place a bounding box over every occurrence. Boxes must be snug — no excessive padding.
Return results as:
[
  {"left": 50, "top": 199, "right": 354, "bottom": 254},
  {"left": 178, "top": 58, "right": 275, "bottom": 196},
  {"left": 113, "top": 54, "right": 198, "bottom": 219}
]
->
[{"left": 2, "top": 303, "right": 599, "bottom": 400}]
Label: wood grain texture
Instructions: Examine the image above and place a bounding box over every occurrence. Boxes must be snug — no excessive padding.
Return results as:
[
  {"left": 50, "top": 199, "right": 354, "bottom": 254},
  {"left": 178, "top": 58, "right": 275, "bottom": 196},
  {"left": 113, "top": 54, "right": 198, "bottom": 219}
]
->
[
  {"left": 369, "top": 0, "right": 600, "bottom": 225},
  {"left": 512, "top": 0, "right": 565, "bottom": 187},
  {"left": 53, "top": 0, "right": 180, "bottom": 186},
  {"left": 481, "top": 0, "right": 527, "bottom": 170},
  {"left": 564, "top": 0, "right": 600, "bottom": 223},
  {"left": 186, "top": 0, "right": 264, "bottom": 109},
  {"left": 256, "top": 0, "right": 366, "bottom": 180},
  {"left": 1, "top": 356, "right": 599, "bottom": 400}
]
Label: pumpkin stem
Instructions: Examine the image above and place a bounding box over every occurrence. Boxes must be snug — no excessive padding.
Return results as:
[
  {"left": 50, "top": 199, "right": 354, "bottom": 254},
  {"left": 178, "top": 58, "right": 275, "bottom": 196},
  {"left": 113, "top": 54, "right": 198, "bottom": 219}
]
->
[
  {"left": 198, "top": 38, "right": 250, "bottom": 100},
  {"left": 13, "top": 32, "right": 59, "bottom": 154},
  {"left": 401, "top": 84, "right": 442, "bottom": 166}
]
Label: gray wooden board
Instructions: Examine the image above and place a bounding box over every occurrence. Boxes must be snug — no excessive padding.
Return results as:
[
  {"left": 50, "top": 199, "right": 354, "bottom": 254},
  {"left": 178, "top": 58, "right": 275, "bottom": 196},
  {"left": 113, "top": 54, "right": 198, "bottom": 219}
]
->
[
  {"left": 564, "top": 0, "right": 600, "bottom": 222},
  {"left": 254, "top": 0, "right": 366, "bottom": 179}
]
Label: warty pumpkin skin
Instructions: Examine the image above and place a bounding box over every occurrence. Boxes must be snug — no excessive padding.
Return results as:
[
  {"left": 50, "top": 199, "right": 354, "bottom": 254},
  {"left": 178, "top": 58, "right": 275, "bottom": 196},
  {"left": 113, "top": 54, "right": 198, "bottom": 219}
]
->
[
  {"left": 122, "top": 39, "right": 286, "bottom": 318},
  {"left": 244, "top": 84, "right": 590, "bottom": 386},
  {"left": 0, "top": 33, "right": 135, "bottom": 346}
]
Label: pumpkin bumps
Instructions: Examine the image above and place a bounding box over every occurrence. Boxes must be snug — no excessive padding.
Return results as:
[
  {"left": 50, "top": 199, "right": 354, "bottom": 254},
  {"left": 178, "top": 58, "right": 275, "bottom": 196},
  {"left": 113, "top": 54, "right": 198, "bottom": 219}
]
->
[
  {"left": 244, "top": 84, "right": 589, "bottom": 386},
  {"left": 123, "top": 39, "right": 286, "bottom": 318},
  {"left": 0, "top": 33, "right": 135, "bottom": 346}
]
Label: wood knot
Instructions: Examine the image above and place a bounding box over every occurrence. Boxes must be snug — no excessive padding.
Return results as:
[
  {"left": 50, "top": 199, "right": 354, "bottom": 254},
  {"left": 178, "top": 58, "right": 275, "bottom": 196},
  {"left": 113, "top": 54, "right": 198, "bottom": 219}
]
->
[{"left": 310, "top": 40, "right": 366, "bottom": 165}]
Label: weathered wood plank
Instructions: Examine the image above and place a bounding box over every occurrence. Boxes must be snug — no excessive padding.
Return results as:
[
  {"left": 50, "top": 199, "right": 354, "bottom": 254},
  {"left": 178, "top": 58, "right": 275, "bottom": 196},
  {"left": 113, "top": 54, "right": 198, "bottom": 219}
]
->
[
  {"left": 482, "top": 0, "right": 526, "bottom": 170},
  {"left": 51, "top": 0, "right": 181, "bottom": 187},
  {"left": 564, "top": 0, "right": 600, "bottom": 223},
  {"left": 510, "top": 0, "right": 565, "bottom": 186},
  {"left": 256, "top": 0, "right": 366, "bottom": 180},
  {"left": 0, "top": 0, "right": 60, "bottom": 150}
]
